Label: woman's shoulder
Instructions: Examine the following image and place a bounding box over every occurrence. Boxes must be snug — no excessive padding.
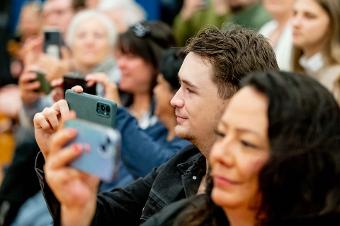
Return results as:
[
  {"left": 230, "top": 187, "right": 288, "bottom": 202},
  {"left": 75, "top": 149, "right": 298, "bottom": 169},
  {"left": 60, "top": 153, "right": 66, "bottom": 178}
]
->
[
  {"left": 315, "top": 64, "right": 340, "bottom": 91},
  {"left": 318, "top": 64, "right": 340, "bottom": 77}
]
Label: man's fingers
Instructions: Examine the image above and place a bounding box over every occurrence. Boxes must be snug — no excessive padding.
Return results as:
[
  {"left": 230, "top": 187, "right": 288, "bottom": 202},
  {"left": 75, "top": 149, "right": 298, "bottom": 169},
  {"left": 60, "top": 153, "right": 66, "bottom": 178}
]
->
[
  {"left": 47, "top": 143, "right": 83, "bottom": 170},
  {"left": 49, "top": 128, "right": 77, "bottom": 154},
  {"left": 42, "top": 107, "right": 60, "bottom": 130},
  {"left": 34, "top": 112, "right": 53, "bottom": 130},
  {"left": 53, "top": 99, "right": 70, "bottom": 120}
]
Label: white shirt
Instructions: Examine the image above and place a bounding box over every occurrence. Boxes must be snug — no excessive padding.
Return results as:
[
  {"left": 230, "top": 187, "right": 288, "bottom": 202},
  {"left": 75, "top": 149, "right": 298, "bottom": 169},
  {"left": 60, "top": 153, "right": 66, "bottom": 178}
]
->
[{"left": 259, "top": 20, "right": 293, "bottom": 71}]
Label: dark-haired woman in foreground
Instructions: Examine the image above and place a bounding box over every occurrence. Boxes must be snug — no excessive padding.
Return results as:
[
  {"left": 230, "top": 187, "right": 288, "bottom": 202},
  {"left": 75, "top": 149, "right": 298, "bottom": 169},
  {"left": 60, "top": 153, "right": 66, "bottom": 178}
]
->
[{"left": 142, "top": 71, "right": 340, "bottom": 226}]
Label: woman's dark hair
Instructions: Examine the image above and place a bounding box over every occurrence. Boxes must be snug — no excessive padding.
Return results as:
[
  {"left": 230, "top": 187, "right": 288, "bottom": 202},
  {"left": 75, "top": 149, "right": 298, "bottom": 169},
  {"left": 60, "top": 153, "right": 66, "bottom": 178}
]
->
[
  {"left": 117, "top": 21, "right": 176, "bottom": 106},
  {"left": 174, "top": 71, "right": 340, "bottom": 226},
  {"left": 117, "top": 21, "right": 176, "bottom": 74},
  {"left": 159, "top": 48, "right": 185, "bottom": 92},
  {"left": 242, "top": 71, "right": 340, "bottom": 224}
]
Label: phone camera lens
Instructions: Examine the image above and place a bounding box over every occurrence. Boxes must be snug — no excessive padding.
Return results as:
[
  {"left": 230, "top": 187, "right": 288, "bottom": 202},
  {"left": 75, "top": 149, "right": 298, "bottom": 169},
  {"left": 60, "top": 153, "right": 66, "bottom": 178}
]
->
[
  {"left": 101, "top": 105, "right": 105, "bottom": 111},
  {"left": 106, "top": 137, "right": 111, "bottom": 144},
  {"left": 100, "top": 144, "right": 106, "bottom": 152},
  {"left": 106, "top": 106, "right": 110, "bottom": 113}
]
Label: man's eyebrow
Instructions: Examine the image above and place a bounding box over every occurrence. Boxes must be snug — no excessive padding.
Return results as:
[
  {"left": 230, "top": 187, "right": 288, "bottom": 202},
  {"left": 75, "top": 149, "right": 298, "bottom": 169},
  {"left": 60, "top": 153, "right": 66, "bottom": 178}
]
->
[{"left": 181, "top": 79, "right": 197, "bottom": 89}]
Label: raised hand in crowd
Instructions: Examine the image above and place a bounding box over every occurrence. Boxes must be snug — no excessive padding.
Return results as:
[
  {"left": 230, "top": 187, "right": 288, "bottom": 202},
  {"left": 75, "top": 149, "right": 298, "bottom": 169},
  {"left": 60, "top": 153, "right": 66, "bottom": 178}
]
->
[
  {"left": 85, "top": 73, "right": 121, "bottom": 105},
  {"left": 19, "top": 67, "right": 44, "bottom": 105},
  {"left": 33, "top": 98, "right": 70, "bottom": 158},
  {"left": 44, "top": 112, "right": 99, "bottom": 226},
  {"left": 180, "top": 0, "right": 208, "bottom": 21}
]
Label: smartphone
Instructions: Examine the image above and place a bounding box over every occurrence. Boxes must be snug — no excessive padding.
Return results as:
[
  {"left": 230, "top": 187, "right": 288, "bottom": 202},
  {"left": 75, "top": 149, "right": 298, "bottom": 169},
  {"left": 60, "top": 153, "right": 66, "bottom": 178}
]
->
[
  {"left": 43, "top": 29, "right": 63, "bottom": 59},
  {"left": 31, "top": 70, "right": 52, "bottom": 94},
  {"left": 65, "top": 89, "right": 117, "bottom": 128},
  {"left": 64, "top": 119, "right": 120, "bottom": 181},
  {"left": 63, "top": 72, "right": 97, "bottom": 95}
]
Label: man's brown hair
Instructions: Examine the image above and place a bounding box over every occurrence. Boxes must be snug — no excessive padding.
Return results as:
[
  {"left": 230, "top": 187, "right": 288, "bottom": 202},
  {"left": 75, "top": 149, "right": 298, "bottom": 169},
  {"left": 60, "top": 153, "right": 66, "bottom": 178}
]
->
[{"left": 185, "top": 26, "right": 279, "bottom": 99}]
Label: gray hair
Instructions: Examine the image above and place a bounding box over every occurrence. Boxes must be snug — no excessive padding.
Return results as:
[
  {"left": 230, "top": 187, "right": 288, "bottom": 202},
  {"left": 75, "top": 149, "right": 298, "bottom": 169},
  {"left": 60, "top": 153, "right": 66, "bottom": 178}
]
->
[
  {"left": 97, "top": 0, "right": 145, "bottom": 27},
  {"left": 65, "top": 10, "right": 117, "bottom": 47}
]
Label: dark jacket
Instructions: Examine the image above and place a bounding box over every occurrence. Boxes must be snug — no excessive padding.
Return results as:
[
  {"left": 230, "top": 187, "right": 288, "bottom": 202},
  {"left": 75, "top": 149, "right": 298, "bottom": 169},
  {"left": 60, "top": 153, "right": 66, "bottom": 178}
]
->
[
  {"left": 0, "top": 131, "right": 40, "bottom": 226},
  {"left": 35, "top": 145, "right": 206, "bottom": 225},
  {"left": 141, "top": 194, "right": 340, "bottom": 226}
]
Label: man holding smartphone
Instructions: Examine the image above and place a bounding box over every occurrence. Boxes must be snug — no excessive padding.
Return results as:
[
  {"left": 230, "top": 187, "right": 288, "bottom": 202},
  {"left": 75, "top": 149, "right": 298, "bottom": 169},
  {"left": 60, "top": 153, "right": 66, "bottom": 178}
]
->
[{"left": 33, "top": 26, "right": 279, "bottom": 226}]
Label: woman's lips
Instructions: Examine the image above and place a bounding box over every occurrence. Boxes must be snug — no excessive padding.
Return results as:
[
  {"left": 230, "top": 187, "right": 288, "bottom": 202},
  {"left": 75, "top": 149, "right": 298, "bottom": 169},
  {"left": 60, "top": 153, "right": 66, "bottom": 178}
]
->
[{"left": 213, "top": 175, "right": 240, "bottom": 188}]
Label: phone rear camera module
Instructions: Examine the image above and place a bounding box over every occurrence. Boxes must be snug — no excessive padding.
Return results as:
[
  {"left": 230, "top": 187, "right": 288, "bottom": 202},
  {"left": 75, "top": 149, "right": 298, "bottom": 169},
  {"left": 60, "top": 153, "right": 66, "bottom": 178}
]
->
[{"left": 96, "top": 102, "right": 110, "bottom": 118}]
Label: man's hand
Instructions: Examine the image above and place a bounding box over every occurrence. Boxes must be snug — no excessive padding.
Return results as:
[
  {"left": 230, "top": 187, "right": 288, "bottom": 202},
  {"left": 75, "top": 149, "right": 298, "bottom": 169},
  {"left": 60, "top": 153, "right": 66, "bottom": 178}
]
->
[
  {"left": 45, "top": 127, "right": 99, "bottom": 226},
  {"left": 33, "top": 99, "right": 70, "bottom": 158}
]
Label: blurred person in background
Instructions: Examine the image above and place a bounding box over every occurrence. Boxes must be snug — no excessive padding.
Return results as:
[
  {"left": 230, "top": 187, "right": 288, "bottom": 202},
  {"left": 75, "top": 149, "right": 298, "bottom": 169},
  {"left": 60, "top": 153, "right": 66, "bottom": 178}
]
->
[
  {"left": 173, "top": 0, "right": 230, "bottom": 46},
  {"left": 259, "top": 0, "right": 294, "bottom": 71},
  {"left": 292, "top": 0, "right": 340, "bottom": 104},
  {"left": 64, "top": 10, "right": 119, "bottom": 85},
  {"left": 113, "top": 21, "right": 176, "bottom": 128},
  {"left": 6, "top": 10, "right": 119, "bottom": 226},
  {"left": 97, "top": 0, "right": 145, "bottom": 33},
  {"left": 223, "top": 0, "right": 271, "bottom": 31},
  {"left": 43, "top": 0, "right": 75, "bottom": 33},
  {"left": 19, "top": 9, "right": 118, "bottom": 129}
]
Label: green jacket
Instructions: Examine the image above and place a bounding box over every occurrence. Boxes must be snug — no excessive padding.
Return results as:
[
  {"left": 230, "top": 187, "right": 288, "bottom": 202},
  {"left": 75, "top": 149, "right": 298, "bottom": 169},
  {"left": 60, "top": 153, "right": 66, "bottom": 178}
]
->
[
  {"left": 173, "top": 1, "right": 229, "bottom": 47},
  {"left": 224, "top": 2, "right": 271, "bottom": 31}
]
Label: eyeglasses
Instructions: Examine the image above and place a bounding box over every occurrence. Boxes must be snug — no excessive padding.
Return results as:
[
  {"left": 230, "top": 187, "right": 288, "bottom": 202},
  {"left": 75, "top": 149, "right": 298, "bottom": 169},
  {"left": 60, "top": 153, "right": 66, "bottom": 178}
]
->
[{"left": 131, "top": 22, "right": 151, "bottom": 38}]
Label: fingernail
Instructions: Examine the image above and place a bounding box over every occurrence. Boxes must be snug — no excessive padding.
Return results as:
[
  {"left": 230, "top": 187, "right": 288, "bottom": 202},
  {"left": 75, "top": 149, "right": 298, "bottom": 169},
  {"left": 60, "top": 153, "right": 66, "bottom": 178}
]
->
[
  {"left": 67, "top": 128, "right": 77, "bottom": 136},
  {"left": 84, "top": 144, "right": 91, "bottom": 153},
  {"left": 72, "top": 144, "right": 82, "bottom": 153}
]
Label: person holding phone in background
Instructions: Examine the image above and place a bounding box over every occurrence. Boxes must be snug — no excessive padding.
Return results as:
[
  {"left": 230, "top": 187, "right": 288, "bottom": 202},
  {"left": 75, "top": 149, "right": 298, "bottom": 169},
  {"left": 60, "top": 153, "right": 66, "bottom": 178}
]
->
[{"left": 0, "top": 1, "right": 79, "bottom": 225}]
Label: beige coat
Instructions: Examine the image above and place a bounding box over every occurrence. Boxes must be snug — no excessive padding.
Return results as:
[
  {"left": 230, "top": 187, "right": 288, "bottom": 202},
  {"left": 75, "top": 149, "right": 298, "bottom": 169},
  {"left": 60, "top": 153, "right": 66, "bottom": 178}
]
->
[{"left": 310, "top": 65, "right": 340, "bottom": 105}]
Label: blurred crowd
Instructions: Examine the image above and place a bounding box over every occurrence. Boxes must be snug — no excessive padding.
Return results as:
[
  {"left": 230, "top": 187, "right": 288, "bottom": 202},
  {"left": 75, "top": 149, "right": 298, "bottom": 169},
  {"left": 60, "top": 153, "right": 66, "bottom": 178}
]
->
[{"left": 0, "top": 0, "right": 339, "bottom": 226}]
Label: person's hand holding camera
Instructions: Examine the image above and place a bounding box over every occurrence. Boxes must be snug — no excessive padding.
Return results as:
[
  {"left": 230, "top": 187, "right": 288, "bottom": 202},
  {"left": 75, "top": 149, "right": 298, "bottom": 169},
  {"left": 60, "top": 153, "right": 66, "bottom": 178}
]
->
[
  {"left": 180, "top": 0, "right": 207, "bottom": 21},
  {"left": 85, "top": 73, "right": 121, "bottom": 105},
  {"left": 36, "top": 47, "right": 72, "bottom": 82},
  {"left": 19, "top": 67, "right": 43, "bottom": 105},
  {"left": 43, "top": 113, "right": 99, "bottom": 226}
]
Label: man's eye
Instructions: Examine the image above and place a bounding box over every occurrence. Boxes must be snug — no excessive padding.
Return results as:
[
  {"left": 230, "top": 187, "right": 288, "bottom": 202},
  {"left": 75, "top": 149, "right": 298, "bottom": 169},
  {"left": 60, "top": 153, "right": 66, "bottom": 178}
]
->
[{"left": 186, "top": 87, "right": 194, "bottom": 93}]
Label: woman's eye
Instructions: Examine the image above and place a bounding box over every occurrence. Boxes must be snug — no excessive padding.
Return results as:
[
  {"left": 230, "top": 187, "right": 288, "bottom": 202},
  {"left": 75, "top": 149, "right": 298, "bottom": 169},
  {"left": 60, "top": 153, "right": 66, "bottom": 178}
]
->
[
  {"left": 304, "top": 12, "right": 316, "bottom": 19},
  {"left": 241, "top": 140, "right": 259, "bottom": 149},
  {"left": 214, "top": 129, "right": 225, "bottom": 139},
  {"left": 94, "top": 32, "right": 104, "bottom": 39}
]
